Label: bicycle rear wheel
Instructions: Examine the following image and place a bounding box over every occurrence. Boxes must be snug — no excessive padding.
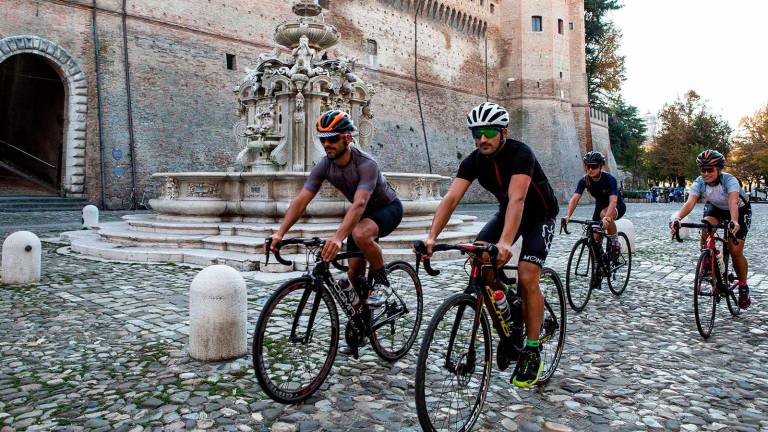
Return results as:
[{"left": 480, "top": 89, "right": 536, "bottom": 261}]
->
[
  {"left": 537, "top": 268, "right": 566, "bottom": 384},
  {"left": 693, "top": 252, "right": 716, "bottom": 339},
  {"left": 370, "top": 261, "right": 424, "bottom": 361},
  {"left": 253, "top": 277, "right": 339, "bottom": 404},
  {"left": 415, "top": 293, "right": 491, "bottom": 432},
  {"left": 607, "top": 232, "right": 632, "bottom": 296},
  {"left": 566, "top": 239, "right": 595, "bottom": 312}
]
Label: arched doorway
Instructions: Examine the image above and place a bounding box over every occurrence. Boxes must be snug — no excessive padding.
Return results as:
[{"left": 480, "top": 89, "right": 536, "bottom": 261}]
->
[
  {"left": 0, "top": 35, "right": 89, "bottom": 198},
  {"left": 0, "top": 53, "right": 65, "bottom": 195}
]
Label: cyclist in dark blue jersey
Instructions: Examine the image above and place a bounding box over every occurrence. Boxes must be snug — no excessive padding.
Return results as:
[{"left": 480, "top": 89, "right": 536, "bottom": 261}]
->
[{"left": 562, "top": 151, "right": 626, "bottom": 257}]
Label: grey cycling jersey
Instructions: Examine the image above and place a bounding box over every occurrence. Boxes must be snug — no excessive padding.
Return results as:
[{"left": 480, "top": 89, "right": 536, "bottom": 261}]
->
[
  {"left": 689, "top": 172, "right": 747, "bottom": 210},
  {"left": 303, "top": 145, "right": 397, "bottom": 210}
]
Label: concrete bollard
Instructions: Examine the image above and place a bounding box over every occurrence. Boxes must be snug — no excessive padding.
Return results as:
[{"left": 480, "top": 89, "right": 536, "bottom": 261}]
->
[
  {"left": 615, "top": 219, "right": 637, "bottom": 253},
  {"left": 189, "top": 264, "right": 247, "bottom": 361},
  {"left": 1, "top": 231, "right": 42, "bottom": 285},
  {"left": 669, "top": 213, "right": 691, "bottom": 240},
  {"left": 82, "top": 205, "right": 99, "bottom": 229}
]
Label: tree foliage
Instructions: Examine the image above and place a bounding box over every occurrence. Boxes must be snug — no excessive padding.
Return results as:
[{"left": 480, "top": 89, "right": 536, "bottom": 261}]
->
[
  {"left": 607, "top": 94, "right": 646, "bottom": 165},
  {"left": 731, "top": 103, "right": 768, "bottom": 188},
  {"left": 645, "top": 91, "right": 732, "bottom": 184},
  {"left": 584, "top": 0, "right": 624, "bottom": 106}
]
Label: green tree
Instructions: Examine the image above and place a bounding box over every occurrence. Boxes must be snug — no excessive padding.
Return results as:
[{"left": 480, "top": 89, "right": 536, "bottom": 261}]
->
[
  {"left": 731, "top": 103, "right": 768, "bottom": 188},
  {"left": 584, "top": 0, "right": 624, "bottom": 105},
  {"left": 607, "top": 94, "right": 646, "bottom": 165},
  {"left": 647, "top": 91, "right": 732, "bottom": 184}
]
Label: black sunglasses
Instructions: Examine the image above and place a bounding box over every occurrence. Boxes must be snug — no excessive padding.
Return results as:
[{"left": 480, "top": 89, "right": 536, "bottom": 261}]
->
[
  {"left": 319, "top": 134, "right": 344, "bottom": 144},
  {"left": 586, "top": 164, "right": 600, "bottom": 170},
  {"left": 700, "top": 167, "right": 716, "bottom": 174}
]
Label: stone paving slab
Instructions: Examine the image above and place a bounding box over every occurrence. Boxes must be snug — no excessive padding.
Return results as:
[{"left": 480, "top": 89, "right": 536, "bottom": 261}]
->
[{"left": 0, "top": 204, "right": 767, "bottom": 431}]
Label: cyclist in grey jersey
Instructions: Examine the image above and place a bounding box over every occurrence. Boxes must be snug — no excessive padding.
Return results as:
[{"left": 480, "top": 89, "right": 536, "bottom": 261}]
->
[
  {"left": 266, "top": 111, "right": 403, "bottom": 311},
  {"left": 672, "top": 150, "right": 752, "bottom": 308}
]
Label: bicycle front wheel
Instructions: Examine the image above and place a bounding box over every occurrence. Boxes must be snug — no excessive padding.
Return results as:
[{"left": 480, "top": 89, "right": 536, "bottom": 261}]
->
[
  {"left": 566, "top": 239, "right": 595, "bottom": 312},
  {"left": 607, "top": 232, "right": 632, "bottom": 296},
  {"left": 693, "top": 252, "right": 716, "bottom": 339},
  {"left": 415, "top": 293, "right": 491, "bottom": 432},
  {"left": 538, "top": 268, "right": 567, "bottom": 384},
  {"left": 253, "top": 277, "right": 339, "bottom": 404},
  {"left": 370, "top": 261, "right": 424, "bottom": 361}
]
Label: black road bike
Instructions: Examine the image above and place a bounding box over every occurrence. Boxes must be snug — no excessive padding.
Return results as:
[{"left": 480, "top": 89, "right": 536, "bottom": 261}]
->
[
  {"left": 413, "top": 241, "right": 566, "bottom": 432},
  {"left": 252, "top": 237, "right": 423, "bottom": 403},
  {"left": 562, "top": 219, "right": 632, "bottom": 312},
  {"left": 673, "top": 220, "right": 744, "bottom": 339}
]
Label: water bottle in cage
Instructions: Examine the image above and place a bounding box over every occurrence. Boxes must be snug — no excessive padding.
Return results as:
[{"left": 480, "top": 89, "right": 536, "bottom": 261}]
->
[
  {"left": 715, "top": 248, "right": 726, "bottom": 276},
  {"left": 493, "top": 290, "right": 513, "bottom": 325},
  {"left": 337, "top": 277, "right": 359, "bottom": 307}
]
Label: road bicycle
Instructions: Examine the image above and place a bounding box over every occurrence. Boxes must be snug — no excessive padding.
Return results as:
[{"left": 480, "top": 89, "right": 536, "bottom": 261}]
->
[
  {"left": 562, "top": 219, "right": 632, "bottom": 312},
  {"left": 252, "top": 237, "right": 423, "bottom": 403},
  {"left": 672, "top": 220, "right": 744, "bottom": 339},
  {"left": 412, "top": 241, "right": 565, "bottom": 432}
]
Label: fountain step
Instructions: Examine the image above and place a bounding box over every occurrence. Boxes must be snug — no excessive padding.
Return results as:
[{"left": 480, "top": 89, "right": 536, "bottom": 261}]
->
[
  {"left": 64, "top": 230, "right": 462, "bottom": 273},
  {"left": 124, "top": 214, "right": 473, "bottom": 237}
]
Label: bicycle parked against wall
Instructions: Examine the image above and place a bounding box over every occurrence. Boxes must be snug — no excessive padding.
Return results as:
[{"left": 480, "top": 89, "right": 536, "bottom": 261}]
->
[
  {"left": 672, "top": 220, "right": 744, "bottom": 339},
  {"left": 252, "top": 237, "right": 423, "bottom": 404},
  {"left": 562, "top": 219, "right": 632, "bottom": 312},
  {"left": 412, "top": 241, "right": 566, "bottom": 432}
]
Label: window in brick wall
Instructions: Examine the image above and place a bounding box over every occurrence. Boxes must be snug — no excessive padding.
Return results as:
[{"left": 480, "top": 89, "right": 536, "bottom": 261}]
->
[
  {"left": 318, "top": 0, "right": 329, "bottom": 8},
  {"left": 366, "top": 39, "right": 378, "bottom": 67},
  {"left": 480, "top": 0, "right": 484, "bottom": 6},
  {"left": 226, "top": 53, "right": 236, "bottom": 70},
  {"left": 490, "top": 4, "right": 494, "bottom": 14},
  {"left": 569, "top": 22, "right": 574, "bottom": 30},
  {"left": 558, "top": 19, "right": 563, "bottom": 34},
  {"left": 532, "top": 16, "right": 542, "bottom": 32}
]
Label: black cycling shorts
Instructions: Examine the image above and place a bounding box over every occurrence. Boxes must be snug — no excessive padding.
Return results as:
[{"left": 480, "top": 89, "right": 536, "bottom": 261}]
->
[
  {"left": 475, "top": 211, "right": 555, "bottom": 267},
  {"left": 592, "top": 201, "right": 626, "bottom": 222},
  {"left": 702, "top": 203, "right": 751, "bottom": 240},
  {"left": 346, "top": 199, "right": 404, "bottom": 252}
]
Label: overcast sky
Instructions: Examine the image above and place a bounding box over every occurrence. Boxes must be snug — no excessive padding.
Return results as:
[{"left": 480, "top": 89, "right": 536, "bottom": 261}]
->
[{"left": 611, "top": 0, "right": 768, "bottom": 127}]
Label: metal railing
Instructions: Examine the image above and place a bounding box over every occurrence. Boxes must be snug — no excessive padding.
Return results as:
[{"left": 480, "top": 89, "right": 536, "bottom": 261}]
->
[{"left": 0, "top": 139, "right": 56, "bottom": 169}]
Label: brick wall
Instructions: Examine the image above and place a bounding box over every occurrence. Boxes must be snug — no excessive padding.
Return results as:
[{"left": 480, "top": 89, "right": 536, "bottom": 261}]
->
[{"left": 0, "top": 0, "right": 598, "bottom": 207}]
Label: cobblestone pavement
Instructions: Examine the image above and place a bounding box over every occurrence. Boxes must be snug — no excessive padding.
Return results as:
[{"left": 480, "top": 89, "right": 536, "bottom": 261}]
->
[{"left": 1, "top": 204, "right": 767, "bottom": 431}]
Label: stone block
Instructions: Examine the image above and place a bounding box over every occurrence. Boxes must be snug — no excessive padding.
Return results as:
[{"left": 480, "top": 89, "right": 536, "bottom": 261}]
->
[
  {"left": 1, "top": 231, "right": 42, "bottom": 285},
  {"left": 188, "top": 265, "right": 247, "bottom": 361}
]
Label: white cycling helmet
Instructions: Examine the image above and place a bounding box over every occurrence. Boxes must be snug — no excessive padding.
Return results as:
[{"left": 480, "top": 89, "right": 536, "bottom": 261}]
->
[{"left": 466, "top": 102, "right": 509, "bottom": 128}]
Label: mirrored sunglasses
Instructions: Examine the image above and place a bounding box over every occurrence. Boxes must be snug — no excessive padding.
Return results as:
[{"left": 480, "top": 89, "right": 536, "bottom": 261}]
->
[{"left": 471, "top": 128, "right": 501, "bottom": 139}]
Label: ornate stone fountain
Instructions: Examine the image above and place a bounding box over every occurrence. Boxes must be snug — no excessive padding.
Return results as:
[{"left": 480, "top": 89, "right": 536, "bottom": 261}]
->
[{"left": 61, "top": 0, "right": 476, "bottom": 271}]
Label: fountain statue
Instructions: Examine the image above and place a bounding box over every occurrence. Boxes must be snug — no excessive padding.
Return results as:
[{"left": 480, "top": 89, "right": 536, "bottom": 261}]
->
[{"left": 61, "top": 0, "right": 477, "bottom": 271}]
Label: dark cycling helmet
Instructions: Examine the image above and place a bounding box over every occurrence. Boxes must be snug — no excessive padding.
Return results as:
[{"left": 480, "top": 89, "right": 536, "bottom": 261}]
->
[
  {"left": 316, "top": 110, "right": 356, "bottom": 138},
  {"left": 583, "top": 151, "right": 606, "bottom": 165},
  {"left": 696, "top": 149, "right": 725, "bottom": 168}
]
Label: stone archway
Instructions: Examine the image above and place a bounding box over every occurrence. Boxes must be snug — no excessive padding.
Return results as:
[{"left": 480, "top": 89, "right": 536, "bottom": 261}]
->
[{"left": 0, "top": 35, "right": 88, "bottom": 197}]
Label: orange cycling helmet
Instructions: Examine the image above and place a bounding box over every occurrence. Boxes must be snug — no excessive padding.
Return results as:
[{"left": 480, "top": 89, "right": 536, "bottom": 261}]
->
[{"left": 316, "top": 110, "right": 356, "bottom": 138}]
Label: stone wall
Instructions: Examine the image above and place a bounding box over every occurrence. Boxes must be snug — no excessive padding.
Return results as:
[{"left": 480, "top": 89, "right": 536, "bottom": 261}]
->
[{"left": 0, "top": 0, "right": 606, "bottom": 207}]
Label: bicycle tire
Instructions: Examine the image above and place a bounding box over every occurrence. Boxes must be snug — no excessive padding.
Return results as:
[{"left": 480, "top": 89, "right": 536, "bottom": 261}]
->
[
  {"left": 415, "top": 293, "right": 491, "bottom": 432},
  {"left": 370, "top": 261, "right": 424, "bottom": 361},
  {"left": 693, "top": 252, "right": 716, "bottom": 339},
  {"left": 566, "top": 238, "right": 595, "bottom": 312},
  {"left": 537, "top": 267, "right": 567, "bottom": 384},
  {"left": 253, "top": 277, "right": 339, "bottom": 404},
  {"left": 607, "top": 232, "right": 632, "bottom": 296}
]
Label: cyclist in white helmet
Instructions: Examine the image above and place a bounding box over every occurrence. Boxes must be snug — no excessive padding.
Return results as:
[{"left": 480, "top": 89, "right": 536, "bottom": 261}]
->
[{"left": 422, "top": 102, "right": 560, "bottom": 388}]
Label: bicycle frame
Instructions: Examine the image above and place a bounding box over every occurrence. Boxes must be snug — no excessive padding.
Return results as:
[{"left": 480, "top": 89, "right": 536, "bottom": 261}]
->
[
  {"left": 674, "top": 220, "right": 740, "bottom": 294},
  {"left": 267, "top": 238, "right": 410, "bottom": 347}
]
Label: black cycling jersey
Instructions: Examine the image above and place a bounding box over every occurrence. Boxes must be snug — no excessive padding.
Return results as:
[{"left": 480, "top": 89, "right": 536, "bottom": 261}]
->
[
  {"left": 575, "top": 172, "right": 624, "bottom": 209},
  {"left": 456, "top": 138, "right": 559, "bottom": 223}
]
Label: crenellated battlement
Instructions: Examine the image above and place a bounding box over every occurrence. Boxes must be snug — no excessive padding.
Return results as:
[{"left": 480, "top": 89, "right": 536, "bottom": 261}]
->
[{"left": 375, "top": 0, "right": 497, "bottom": 37}]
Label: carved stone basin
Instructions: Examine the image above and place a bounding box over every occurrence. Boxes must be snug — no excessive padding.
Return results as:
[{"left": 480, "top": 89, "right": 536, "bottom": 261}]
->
[{"left": 150, "top": 171, "right": 449, "bottom": 222}]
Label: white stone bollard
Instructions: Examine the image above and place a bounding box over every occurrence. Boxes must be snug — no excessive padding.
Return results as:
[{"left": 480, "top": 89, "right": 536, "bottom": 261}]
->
[
  {"left": 189, "top": 265, "right": 247, "bottom": 361},
  {"left": 615, "top": 219, "right": 637, "bottom": 253},
  {"left": 669, "top": 213, "right": 691, "bottom": 240},
  {"left": 82, "top": 205, "right": 99, "bottom": 229},
  {"left": 1, "top": 231, "right": 42, "bottom": 285}
]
